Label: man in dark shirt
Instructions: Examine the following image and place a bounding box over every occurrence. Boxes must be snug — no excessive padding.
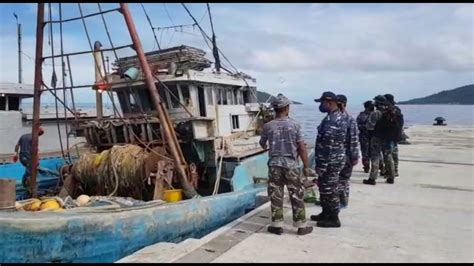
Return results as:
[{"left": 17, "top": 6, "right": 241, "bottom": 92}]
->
[{"left": 13, "top": 128, "right": 44, "bottom": 189}]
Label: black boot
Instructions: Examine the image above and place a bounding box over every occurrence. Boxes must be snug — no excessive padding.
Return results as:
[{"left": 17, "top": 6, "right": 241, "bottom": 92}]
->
[
  {"left": 363, "top": 178, "right": 376, "bottom": 185},
  {"left": 316, "top": 212, "right": 341, "bottom": 228},
  {"left": 297, "top": 226, "right": 313, "bottom": 235},
  {"left": 386, "top": 178, "right": 394, "bottom": 184},
  {"left": 310, "top": 210, "right": 329, "bottom": 221},
  {"left": 267, "top": 226, "right": 283, "bottom": 235}
]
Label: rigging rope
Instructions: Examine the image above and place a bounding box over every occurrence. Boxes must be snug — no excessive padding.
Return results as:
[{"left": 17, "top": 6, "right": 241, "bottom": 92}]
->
[
  {"left": 48, "top": 3, "right": 66, "bottom": 161},
  {"left": 140, "top": 3, "right": 161, "bottom": 50},
  {"left": 59, "top": 3, "right": 72, "bottom": 163}
]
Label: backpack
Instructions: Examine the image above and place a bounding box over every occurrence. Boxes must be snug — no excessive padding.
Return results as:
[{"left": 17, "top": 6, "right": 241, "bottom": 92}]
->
[{"left": 374, "top": 107, "right": 403, "bottom": 142}]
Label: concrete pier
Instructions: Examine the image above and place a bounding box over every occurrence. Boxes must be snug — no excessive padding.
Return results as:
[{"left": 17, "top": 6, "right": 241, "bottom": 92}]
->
[{"left": 118, "top": 125, "right": 474, "bottom": 263}]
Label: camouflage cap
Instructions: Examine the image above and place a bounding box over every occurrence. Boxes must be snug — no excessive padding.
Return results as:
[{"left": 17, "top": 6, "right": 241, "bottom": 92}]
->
[{"left": 271, "top": 93, "right": 291, "bottom": 109}]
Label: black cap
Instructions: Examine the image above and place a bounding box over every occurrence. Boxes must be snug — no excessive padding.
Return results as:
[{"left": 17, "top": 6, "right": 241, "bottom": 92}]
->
[
  {"left": 364, "top": 100, "right": 374, "bottom": 108},
  {"left": 336, "top": 94, "right": 347, "bottom": 104},
  {"left": 384, "top": 94, "right": 395, "bottom": 104},
  {"left": 373, "top": 95, "right": 388, "bottom": 105},
  {"left": 314, "top": 91, "right": 337, "bottom": 102}
]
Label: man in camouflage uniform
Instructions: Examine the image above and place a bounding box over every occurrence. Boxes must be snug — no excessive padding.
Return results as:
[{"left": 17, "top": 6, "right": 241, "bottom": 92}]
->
[
  {"left": 310, "top": 91, "right": 348, "bottom": 228},
  {"left": 336, "top": 95, "right": 359, "bottom": 209},
  {"left": 384, "top": 94, "right": 404, "bottom": 177},
  {"left": 363, "top": 95, "right": 396, "bottom": 185},
  {"left": 356, "top": 100, "right": 374, "bottom": 173},
  {"left": 259, "top": 94, "right": 313, "bottom": 235}
]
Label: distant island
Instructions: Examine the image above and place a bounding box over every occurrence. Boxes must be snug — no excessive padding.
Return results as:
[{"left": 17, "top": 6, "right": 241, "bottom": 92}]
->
[
  {"left": 256, "top": 91, "right": 302, "bottom": 104},
  {"left": 398, "top": 84, "right": 474, "bottom": 105}
]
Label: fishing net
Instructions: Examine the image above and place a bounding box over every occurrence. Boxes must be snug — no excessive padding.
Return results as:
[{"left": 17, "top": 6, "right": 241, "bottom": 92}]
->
[{"left": 73, "top": 145, "right": 150, "bottom": 200}]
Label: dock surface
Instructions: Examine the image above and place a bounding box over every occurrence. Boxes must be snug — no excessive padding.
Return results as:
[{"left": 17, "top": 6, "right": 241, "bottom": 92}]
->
[{"left": 118, "top": 125, "right": 474, "bottom": 263}]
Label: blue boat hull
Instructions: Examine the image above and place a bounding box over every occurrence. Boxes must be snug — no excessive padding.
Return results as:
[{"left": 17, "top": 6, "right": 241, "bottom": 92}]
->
[
  {"left": 0, "top": 156, "right": 67, "bottom": 200},
  {"left": 0, "top": 185, "right": 265, "bottom": 263},
  {"left": 0, "top": 152, "right": 271, "bottom": 263}
]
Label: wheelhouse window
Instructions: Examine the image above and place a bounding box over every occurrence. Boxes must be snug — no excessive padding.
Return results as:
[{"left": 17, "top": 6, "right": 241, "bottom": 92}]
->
[
  {"left": 180, "top": 84, "right": 191, "bottom": 106},
  {"left": 232, "top": 115, "right": 240, "bottom": 129},
  {"left": 0, "top": 96, "right": 6, "bottom": 110},
  {"left": 157, "top": 83, "right": 169, "bottom": 109},
  {"left": 167, "top": 84, "right": 180, "bottom": 108},
  {"left": 137, "top": 89, "right": 153, "bottom": 112},
  {"left": 117, "top": 90, "right": 131, "bottom": 114},
  {"left": 217, "top": 88, "right": 227, "bottom": 105},
  {"left": 207, "top": 86, "right": 214, "bottom": 105},
  {"left": 8, "top": 96, "right": 19, "bottom": 111}
]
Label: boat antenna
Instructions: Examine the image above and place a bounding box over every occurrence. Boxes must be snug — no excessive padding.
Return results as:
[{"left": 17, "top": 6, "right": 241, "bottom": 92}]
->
[
  {"left": 206, "top": 3, "right": 221, "bottom": 73},
  {"left": 13, "top": 13, "right": 22, "bottom": 84}
]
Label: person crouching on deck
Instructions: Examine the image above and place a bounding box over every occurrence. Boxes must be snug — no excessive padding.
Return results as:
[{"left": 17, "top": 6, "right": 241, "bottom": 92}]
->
[{"left": 259, "top": 94, "right": 313, "bottom": 236}]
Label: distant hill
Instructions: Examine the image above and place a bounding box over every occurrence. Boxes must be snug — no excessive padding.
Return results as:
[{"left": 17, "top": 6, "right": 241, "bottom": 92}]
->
[
  {"left": 398, "top": 84, "right": 474, "bottom": 105},
  {"left": 256, "top": 91, "right": 302, "bottom": 104}
]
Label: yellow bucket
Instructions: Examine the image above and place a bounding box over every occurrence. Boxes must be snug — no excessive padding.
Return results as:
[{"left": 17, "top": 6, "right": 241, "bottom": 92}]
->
[{"left": 163, "top": 189, "right": 183, "bottom": 202}]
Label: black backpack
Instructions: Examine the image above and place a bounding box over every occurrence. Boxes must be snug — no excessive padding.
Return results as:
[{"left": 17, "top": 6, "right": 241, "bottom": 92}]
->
[{"left": 374, "top": 107, "right": 403, "bottom": 142}]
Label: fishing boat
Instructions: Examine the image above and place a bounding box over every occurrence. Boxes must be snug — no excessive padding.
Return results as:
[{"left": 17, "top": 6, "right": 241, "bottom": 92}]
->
[{"left": 0, "top": 3, "right": 309, "bottom": 263}]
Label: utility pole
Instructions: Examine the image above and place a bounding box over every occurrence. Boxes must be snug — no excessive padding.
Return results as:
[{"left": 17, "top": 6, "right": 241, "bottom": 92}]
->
[{"left": 14, "top": 13, "right": 22, "bottom": 84}]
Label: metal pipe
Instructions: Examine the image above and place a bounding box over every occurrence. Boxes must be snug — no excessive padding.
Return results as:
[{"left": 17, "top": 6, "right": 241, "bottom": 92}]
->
[
  {"left": 93, "top": 41, "right": 104, "bottom": 120},
  {"left": 119, "top": 3, "right": 197, "bottom": 198},
  {"left": 30, "top": 3, "right": 45, "bottom": 198}
]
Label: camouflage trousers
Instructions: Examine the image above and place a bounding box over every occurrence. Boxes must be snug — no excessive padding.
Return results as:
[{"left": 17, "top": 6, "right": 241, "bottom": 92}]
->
[
  {"left": 338, "top": 179, "right": 350, "bottom": 207},
  {"left": 393, "top": 143, "right": 399, "bottom": 174},
  {"left": 338, "top": 157, "right": 352, "bottom": 207},
  {"left": 359, "top": 132, "right": 370, "bottom": 170},
  {"left": 369, "top": 137, "right": 395, "bottom": 180},
  {"left": 268, "top": 166, "right": 307, "bottom": 228},
  {"left": 319, "top": 163, "right": 345, "bottom": 214}
]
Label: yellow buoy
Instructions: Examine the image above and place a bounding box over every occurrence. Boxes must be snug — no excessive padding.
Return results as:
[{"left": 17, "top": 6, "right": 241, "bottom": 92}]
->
[
  {"left": 40, "top": 199, "right": 61, "bottom": 211},
  {"left": 30, "top": 201, "right": 42, "bottom": 211},
  {"left": 163, "top": 189, "right": 183, "bottom": 202}
]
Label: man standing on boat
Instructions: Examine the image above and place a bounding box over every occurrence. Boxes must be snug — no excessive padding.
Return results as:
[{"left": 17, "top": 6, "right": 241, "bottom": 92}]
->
[
  {"left": 13, "top": 128, "right": 45, "bottom": 194},
  {"left": 310, "top": 92, "right": 348, "bottom": 228},
  {"left": 336, "top": 94, "right": 359, "bottom": 209},
  {"left": 356, "top": 100, "right": 375, "bottom": 173},
  {"left": 259, "top": 94, "right": 313, "bottom": 236}
]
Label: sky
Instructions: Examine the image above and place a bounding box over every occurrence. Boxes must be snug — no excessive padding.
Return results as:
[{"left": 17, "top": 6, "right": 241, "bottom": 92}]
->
[{"left": 0, "top": 3, "right": 473, "bottom": 105}]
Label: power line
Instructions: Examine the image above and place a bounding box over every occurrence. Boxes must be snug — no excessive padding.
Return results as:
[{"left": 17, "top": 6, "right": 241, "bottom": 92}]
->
[{"left": 140, "top": 3, "right": 161, "bottom": 50}]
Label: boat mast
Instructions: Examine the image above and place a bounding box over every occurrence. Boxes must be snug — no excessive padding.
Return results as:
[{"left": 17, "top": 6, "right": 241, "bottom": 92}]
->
[
  {"left": 119, "top": 3, "right": 197, "bottom": 198},
  {"left": 206, "top": 3, "right": 221, "bottom": 73},
  {"left": 30, "top": 3, "right": 45, "bottom": 198}
]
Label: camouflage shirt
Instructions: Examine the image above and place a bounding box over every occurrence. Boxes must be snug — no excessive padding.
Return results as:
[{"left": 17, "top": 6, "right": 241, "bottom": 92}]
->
[
  {"left": 259, "top": 117, "right": 304, "bottom": 168},
  {"left": 314, "top": 109, "right": 348, "bottom": 172},
  {"left": 343, "top": 112, "right": 360, "bottom": 161},
  {"left": 366, "top": 109, "right": 383, "bottom": 131},
  {"left": 356, "top": 110, "right": 372, "bottom": 133}
]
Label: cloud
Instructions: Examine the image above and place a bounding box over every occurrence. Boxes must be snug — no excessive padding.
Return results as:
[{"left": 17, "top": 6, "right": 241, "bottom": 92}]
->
[{"left": 1, "top": 3, "right": 473, "bottom": 105}]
